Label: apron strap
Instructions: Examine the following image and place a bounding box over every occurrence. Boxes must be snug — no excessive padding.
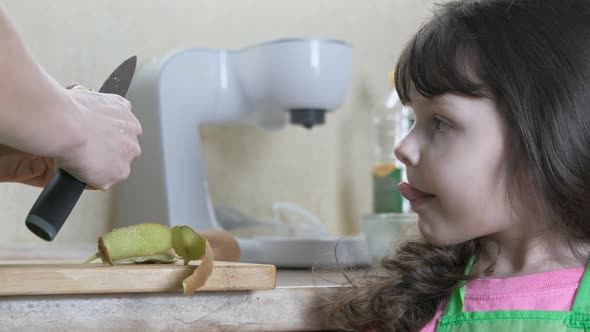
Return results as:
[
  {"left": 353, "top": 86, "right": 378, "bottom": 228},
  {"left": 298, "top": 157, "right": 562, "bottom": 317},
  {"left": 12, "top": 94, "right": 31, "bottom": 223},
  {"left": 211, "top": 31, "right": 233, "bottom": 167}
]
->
[
  {"left": 571, "top": 263, "right": 590, "bottom": 312},
  {"left": 442, "top": 256, "right": 475, "bottom": 316}
]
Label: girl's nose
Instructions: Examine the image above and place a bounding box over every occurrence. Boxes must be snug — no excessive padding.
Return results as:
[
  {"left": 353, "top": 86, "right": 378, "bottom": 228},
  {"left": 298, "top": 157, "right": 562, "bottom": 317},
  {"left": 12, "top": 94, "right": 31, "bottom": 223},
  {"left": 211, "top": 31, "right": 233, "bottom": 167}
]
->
[{"left": 394, "top": 133, "right": 419, "bottom": 167}]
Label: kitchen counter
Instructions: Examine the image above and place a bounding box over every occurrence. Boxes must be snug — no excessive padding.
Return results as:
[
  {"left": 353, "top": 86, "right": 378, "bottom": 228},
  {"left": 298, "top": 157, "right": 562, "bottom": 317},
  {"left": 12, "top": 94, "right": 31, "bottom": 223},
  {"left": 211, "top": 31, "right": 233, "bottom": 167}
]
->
[{"left": 0, "top": 244, "right": 360, "bottom": 331}]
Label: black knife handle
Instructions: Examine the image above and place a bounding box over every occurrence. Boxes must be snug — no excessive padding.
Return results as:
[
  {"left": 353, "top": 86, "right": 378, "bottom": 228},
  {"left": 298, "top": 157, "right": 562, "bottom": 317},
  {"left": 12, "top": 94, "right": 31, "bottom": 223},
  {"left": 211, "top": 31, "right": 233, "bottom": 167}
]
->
[{"left": 25, "top": 169, "right": 86, "bottom": 241}]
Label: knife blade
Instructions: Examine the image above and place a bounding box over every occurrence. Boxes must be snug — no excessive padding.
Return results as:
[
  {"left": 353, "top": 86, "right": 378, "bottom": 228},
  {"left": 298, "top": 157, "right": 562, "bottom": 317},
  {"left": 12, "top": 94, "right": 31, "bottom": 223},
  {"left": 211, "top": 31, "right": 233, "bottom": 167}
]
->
[{"left": 25, "top": 56, "right": 137, "bottom": 241}]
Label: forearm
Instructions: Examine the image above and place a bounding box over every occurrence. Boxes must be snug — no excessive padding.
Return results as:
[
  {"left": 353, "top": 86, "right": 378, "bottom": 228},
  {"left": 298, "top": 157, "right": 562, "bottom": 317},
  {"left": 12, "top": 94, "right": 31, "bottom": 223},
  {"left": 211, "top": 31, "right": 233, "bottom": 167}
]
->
[{"left": 0, "top": 6, "right": 82, "bottom": 158}]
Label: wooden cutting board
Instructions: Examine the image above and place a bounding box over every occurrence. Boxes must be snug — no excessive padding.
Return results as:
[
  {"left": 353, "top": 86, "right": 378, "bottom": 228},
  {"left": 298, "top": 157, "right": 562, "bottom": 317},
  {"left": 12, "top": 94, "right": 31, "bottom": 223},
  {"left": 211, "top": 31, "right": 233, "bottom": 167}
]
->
[{"left": 0, "top": 260, "right": 276, "bottom": 296}]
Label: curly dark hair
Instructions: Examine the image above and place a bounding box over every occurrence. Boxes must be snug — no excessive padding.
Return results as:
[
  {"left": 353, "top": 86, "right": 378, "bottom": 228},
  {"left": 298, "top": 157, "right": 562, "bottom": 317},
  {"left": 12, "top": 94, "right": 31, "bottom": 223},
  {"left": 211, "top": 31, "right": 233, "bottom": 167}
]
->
[{"left": 325, "top": 0, "right": 590, "bottom": 331}]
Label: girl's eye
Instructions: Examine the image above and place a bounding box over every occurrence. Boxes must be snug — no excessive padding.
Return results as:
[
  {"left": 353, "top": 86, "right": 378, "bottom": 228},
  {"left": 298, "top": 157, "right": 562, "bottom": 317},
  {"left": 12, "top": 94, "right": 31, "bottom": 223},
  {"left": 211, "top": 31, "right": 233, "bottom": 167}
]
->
[{"left": 433, "top": 115, "right": 451, "bottom": 131}]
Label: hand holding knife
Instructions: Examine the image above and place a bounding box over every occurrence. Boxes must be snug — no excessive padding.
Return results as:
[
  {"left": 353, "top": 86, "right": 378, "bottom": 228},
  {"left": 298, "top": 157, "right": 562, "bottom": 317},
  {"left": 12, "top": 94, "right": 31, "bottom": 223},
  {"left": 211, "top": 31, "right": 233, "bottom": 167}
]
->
[{"left": 25, "top": 56, "right": 138, "bottom": 241}]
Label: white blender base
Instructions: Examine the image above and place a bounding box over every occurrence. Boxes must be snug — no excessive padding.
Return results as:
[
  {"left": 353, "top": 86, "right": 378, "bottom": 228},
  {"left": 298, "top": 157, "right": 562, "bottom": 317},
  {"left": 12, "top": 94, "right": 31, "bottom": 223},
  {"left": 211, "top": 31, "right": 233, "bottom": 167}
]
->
[{"left": 237, "top": 236, "right": 372, "bottom": 268}]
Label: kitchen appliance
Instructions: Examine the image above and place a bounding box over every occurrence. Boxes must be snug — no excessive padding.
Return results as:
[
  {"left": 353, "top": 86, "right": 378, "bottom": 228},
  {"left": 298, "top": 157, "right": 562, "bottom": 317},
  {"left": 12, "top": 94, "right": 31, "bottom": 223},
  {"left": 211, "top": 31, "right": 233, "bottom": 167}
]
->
[{"left": 115, "top": 39, "right": 370, "bottom": 268}]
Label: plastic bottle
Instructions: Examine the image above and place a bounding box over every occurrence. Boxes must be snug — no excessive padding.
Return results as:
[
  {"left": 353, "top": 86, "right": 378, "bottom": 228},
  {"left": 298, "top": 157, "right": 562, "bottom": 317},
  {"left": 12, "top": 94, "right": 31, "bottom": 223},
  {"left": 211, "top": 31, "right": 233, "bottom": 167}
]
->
[{"left": 372, "top": 70, "right": 412, "bottom": 213}]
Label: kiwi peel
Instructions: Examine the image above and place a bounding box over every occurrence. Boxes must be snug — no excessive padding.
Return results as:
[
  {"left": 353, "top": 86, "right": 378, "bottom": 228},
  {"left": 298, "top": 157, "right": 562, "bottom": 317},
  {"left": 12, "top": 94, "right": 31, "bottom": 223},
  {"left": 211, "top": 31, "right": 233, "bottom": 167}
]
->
[{"left": 86, "top": 223, "right": 213, "bottom": 295}]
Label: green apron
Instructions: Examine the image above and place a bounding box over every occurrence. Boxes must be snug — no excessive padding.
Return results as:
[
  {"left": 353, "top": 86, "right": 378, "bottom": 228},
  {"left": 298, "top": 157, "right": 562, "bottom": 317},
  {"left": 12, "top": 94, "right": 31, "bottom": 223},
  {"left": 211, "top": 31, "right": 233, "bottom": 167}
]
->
[{"left": 436, "top": 261, "right": 590, "bottom": 332}]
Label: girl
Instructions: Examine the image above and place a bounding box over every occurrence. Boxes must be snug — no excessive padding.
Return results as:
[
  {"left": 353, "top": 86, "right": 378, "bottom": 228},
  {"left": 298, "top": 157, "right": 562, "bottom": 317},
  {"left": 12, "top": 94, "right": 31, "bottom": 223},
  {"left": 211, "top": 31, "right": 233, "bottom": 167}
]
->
[{"left": 327, "top": 0, "right": 590, "bottom": 331}]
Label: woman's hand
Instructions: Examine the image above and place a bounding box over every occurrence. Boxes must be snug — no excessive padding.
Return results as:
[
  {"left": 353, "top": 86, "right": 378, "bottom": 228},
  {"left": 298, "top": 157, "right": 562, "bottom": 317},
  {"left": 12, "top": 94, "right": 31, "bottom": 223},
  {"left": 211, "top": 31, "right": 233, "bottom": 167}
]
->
[
  {"left": 0, "top": 144, "right": 55, "bottom": 187},
  {"left": 55, "top": 85, "right": 142, "bottom": 190},
  {"left": 0, "top": 8, "right": 141, "bottom": 190},
  {"left": 0, "top": 84, "right": 142, "bottom": 190}
]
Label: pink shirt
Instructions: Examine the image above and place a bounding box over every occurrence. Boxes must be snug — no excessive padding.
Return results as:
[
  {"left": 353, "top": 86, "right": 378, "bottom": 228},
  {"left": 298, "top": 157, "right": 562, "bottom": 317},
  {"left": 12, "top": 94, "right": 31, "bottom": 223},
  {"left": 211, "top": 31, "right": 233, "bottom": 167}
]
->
[{"left": 419, "top": 267, "right": 585, "bottom": 332}]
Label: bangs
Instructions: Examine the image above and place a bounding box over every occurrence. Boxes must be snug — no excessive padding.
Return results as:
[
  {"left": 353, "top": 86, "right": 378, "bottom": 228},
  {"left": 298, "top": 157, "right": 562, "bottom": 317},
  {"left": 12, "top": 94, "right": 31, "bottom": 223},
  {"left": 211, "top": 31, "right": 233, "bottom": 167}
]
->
[{"left": 394, "top": 4, "right": 490, "bottom": 104}]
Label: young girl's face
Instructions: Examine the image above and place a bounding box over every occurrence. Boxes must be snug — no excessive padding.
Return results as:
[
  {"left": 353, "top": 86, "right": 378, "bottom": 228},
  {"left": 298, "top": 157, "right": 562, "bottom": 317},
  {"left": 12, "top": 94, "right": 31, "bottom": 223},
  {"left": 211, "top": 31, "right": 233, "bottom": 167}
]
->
[{"left": 395, "top": 91, "right": 514, "bottom": 246}]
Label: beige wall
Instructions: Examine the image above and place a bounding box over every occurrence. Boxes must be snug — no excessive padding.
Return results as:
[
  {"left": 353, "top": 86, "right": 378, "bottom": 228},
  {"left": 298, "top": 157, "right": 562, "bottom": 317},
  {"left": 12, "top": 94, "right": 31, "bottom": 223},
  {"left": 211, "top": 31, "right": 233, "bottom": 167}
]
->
[{"left": 0, "top": 0, "right": 434, "bottom": 246}]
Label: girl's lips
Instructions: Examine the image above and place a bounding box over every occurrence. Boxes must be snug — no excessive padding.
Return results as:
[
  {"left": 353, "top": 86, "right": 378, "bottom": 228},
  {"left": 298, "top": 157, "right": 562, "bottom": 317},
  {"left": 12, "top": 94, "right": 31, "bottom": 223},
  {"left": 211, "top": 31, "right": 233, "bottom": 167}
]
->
[{"left": 398, "top": 182, "right": 436, "bottom": 208}]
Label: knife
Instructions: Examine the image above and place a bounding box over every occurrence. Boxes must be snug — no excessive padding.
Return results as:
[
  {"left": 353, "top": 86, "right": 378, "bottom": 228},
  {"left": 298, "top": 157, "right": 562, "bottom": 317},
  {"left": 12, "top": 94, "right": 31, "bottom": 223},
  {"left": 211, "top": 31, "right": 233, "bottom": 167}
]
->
[{"left": 25, "top": 56, "right": 137, "bottom": 241}]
